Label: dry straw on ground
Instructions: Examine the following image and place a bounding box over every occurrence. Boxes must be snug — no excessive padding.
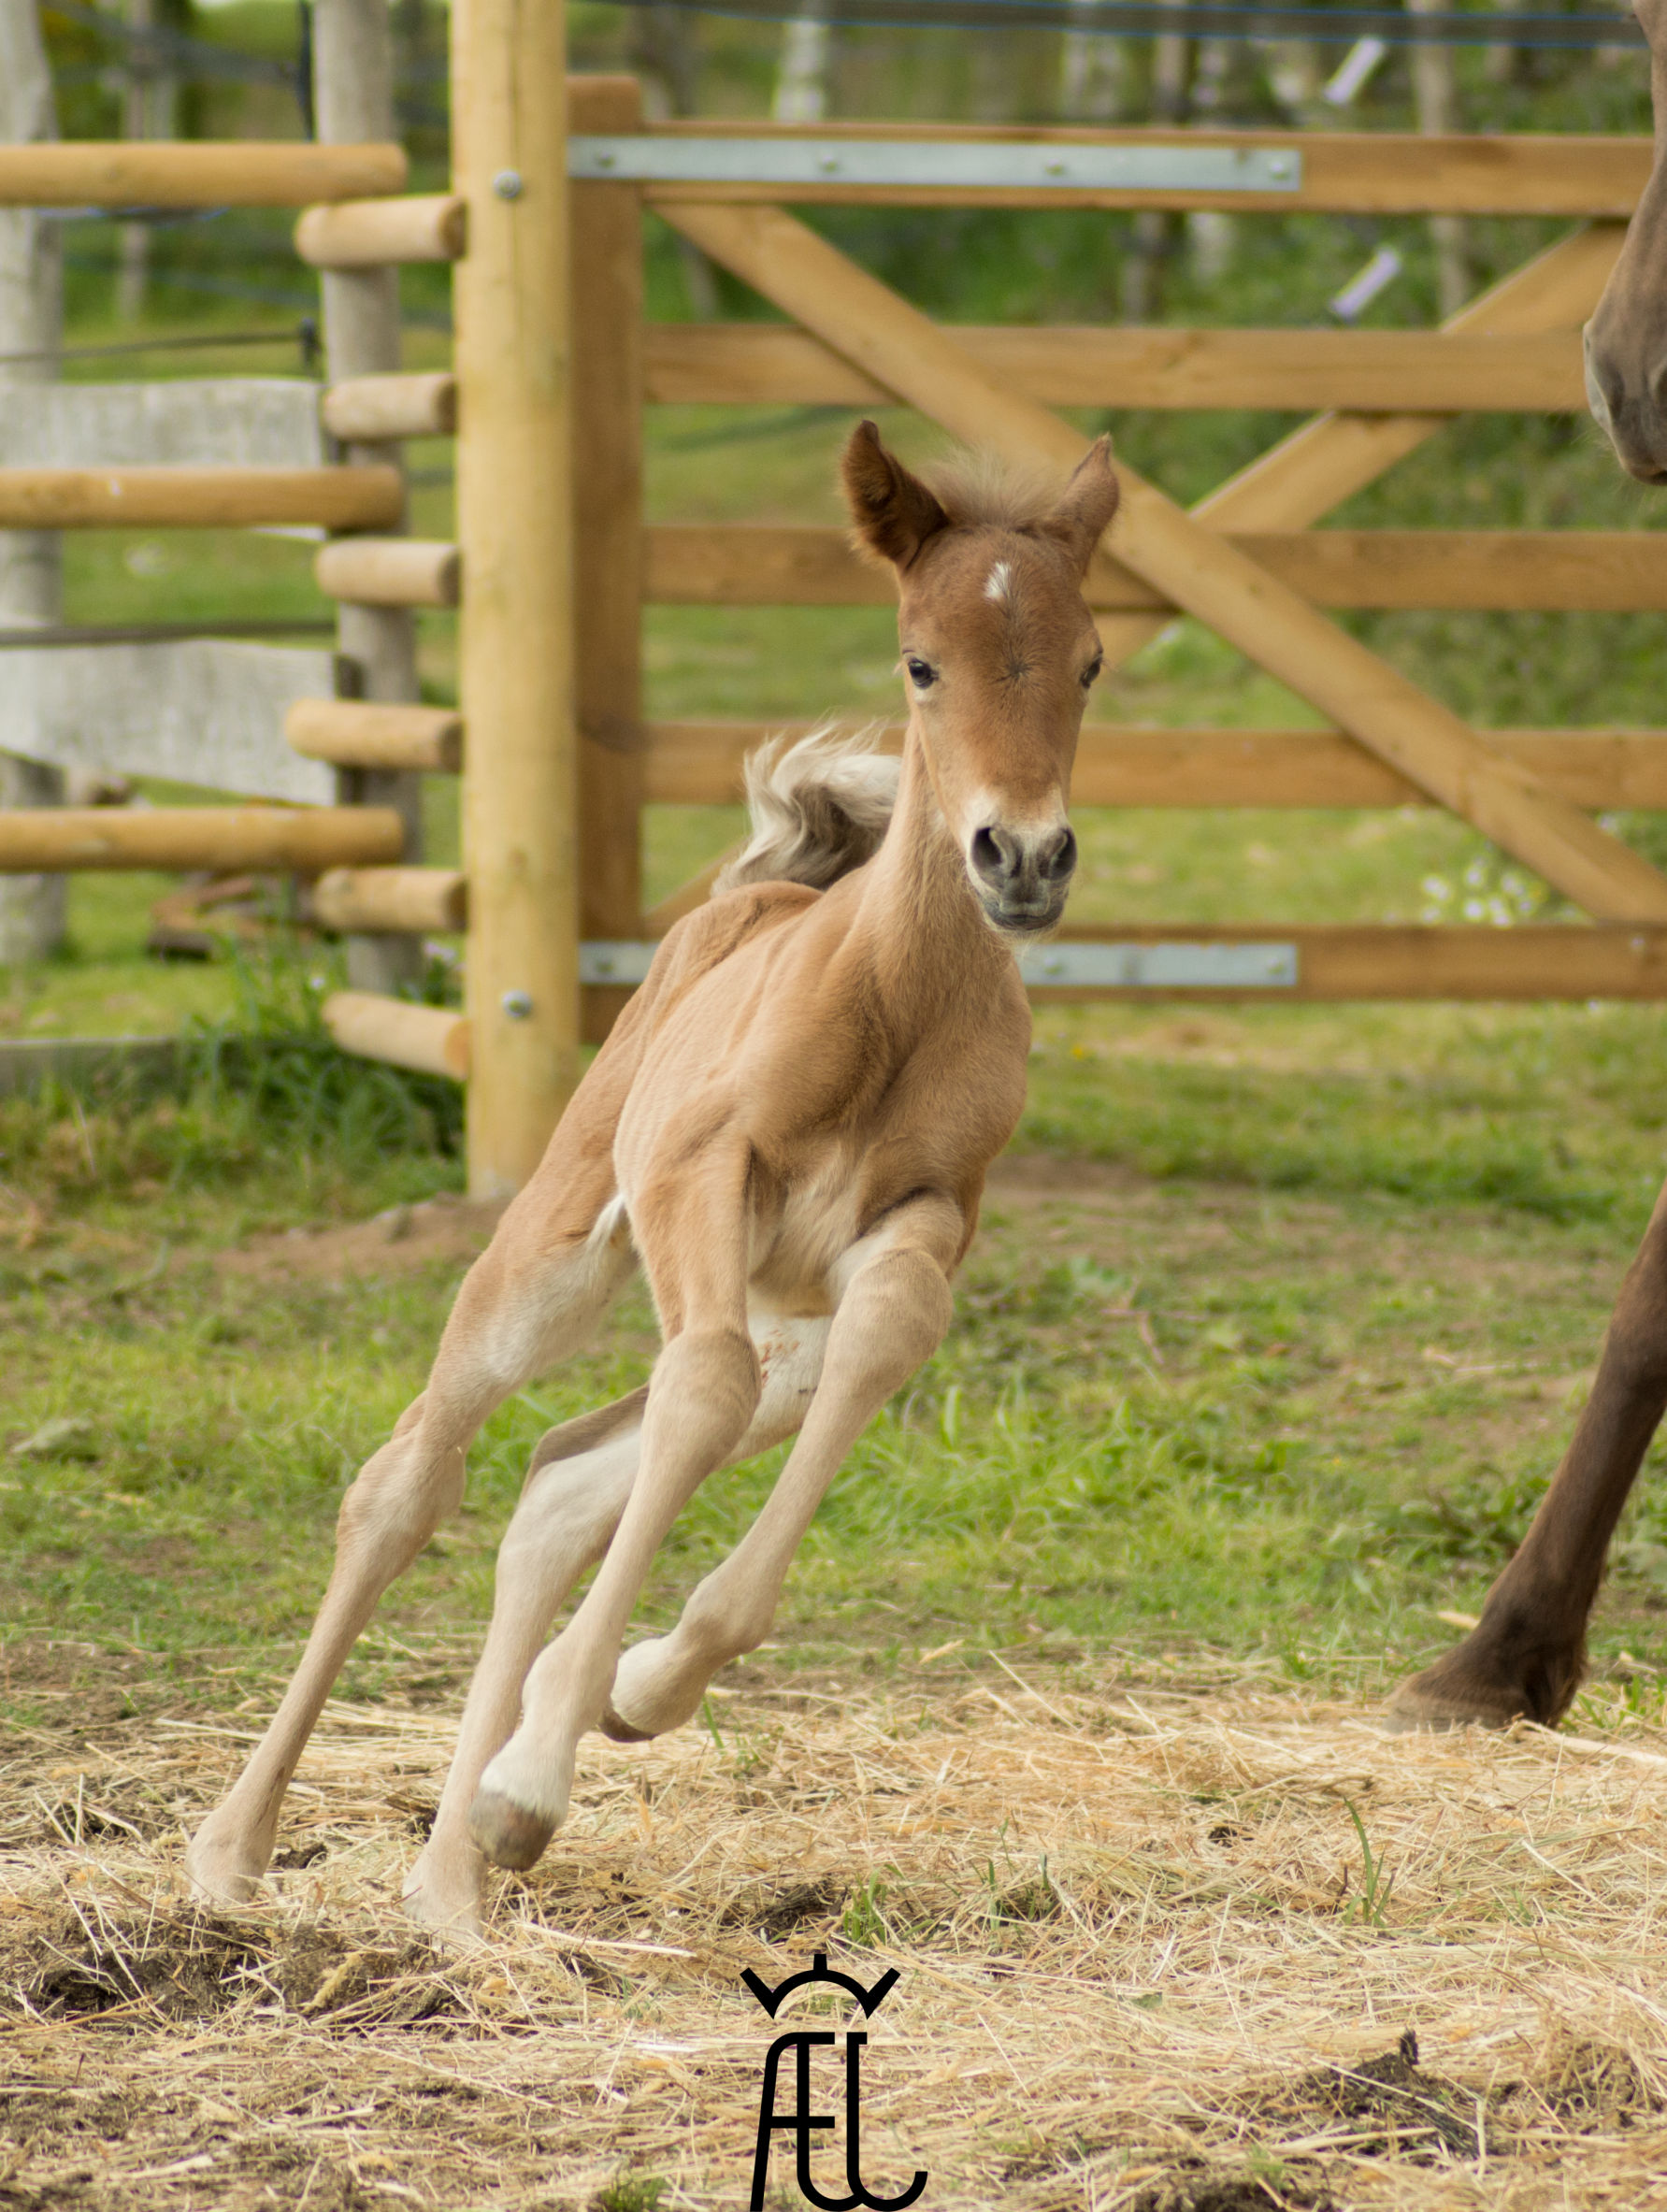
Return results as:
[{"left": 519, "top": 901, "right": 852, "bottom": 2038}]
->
[{"left": 4, "top": 1651, "right": 1667, "bottom": 2209}]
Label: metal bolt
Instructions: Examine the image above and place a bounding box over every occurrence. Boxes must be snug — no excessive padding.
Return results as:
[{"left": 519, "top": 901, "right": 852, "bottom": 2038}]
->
[
  {"left": 1045, "top": 160, "right": 1066, "bottom": 177},
  {"left": 493, "top": 168, "right": 524, "bottom": 200},
  {"left": 595, "top": 150, "right": 615, "bottom": 169},
  {"left": 501, "top": 989, "right": 534, "bottom": 1019},
  {"left": 818, "top": 156, "right": 841, "bottom": 174}
]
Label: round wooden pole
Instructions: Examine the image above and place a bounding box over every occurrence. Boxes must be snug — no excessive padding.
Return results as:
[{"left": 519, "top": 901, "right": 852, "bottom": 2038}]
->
[{"left": 453, "top": 0, "right": 577, "bottom": 1195}]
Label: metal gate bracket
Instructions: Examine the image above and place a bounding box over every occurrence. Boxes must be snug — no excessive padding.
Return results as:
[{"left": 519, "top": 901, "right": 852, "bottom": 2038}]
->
[
  {"left": 1019, "top": 941, "right": 1300, "bottom": 988},
  {"left": 569, "top": 138, "right": 1301, "bottom": 194}
]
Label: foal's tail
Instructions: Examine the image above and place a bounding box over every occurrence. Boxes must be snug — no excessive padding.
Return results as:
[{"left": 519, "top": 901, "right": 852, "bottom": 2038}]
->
[{"left": 715, "top": 724, "right": 899, "bottom": 894}]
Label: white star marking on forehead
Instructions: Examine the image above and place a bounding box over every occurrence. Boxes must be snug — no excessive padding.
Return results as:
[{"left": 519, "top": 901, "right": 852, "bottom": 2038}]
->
[{"left": 984, "top": 559, "right": 1013, "bottom": 605}]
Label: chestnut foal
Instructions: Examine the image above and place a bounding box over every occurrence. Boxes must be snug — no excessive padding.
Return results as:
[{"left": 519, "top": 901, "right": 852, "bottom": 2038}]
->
[
  {"left": 1394, "top": 0, "right": 1667, "bottom": 1729},
  {"left": 187, "top": 423, "right": 1116, "bottom": 1931}
]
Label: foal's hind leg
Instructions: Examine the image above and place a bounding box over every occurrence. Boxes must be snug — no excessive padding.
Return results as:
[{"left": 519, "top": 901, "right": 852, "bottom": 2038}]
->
[{"left": 186, "top": 1184, "right": 634, "bottom": 1906}]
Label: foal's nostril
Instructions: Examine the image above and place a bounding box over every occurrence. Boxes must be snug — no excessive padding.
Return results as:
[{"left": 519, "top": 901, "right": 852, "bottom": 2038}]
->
[
  {"left": 1041, "top": 826, "right": 1077, "bottom": 883},
  {"left": 970, "top": 825, "right": 1021, "bottom": 886}
]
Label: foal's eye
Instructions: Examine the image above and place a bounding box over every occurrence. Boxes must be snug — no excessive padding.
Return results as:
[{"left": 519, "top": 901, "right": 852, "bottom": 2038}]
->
[
  {"left": 1081, "top": 654, "right": 1103, "bottom": 689},
  {"left": 905, "top": 656, "right": 937, "bottom": 689}
]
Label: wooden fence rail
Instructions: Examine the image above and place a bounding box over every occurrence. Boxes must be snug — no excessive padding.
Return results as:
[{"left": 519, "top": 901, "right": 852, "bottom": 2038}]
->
[{"left": 12, "top": 83, "right": 1667, "bottom": 1197}]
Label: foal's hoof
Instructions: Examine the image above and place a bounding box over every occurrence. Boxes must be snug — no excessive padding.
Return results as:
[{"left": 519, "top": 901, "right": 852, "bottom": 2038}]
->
[
  {"left": 183, "top": 1827, "right": 266, "bottom": 1908},
  {"left": 597, "top": 1702, "right": 653, "bottom": 1745},
  {"left": 467, "top": 1788, "right": 556, "bottom": 1873}
]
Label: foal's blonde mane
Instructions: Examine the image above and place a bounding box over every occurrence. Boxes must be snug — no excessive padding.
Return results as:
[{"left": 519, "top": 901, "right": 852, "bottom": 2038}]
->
[{"left": 717, "top": 724, "right": 899, "bottom": 894}]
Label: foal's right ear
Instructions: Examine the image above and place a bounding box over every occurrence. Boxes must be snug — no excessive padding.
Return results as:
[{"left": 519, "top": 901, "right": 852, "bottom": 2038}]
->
[{"left": 841, "top": 420, "right": 952, "bottom": 570}]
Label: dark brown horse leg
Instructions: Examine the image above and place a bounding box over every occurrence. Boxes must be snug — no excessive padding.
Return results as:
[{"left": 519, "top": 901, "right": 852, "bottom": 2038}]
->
[{"left": 1387, "top": 1181, "right": 1667, "bottom": 1731}]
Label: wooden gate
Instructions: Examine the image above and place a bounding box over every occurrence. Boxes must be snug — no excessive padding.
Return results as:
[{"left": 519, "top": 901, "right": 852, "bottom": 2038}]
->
[{"left": 565, "top": 84, "right": 1667, "bottom": 1033}]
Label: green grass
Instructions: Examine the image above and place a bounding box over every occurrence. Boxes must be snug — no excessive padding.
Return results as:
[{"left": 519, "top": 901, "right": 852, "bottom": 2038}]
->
[{"left": 7, "top": 963, "right": 1667, "bottom": 1721}]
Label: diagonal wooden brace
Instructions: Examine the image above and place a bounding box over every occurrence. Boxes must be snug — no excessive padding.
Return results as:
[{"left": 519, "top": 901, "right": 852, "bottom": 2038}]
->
[
  {"left": 1092, "top": 223, "right": 1627, "bottom": 667},
  {"left": 659, "top": 199, "right": 1667, "bottom": 926}
]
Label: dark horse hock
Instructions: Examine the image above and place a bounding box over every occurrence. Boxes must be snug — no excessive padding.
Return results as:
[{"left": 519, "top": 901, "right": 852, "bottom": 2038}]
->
[{"left": 1391, "top": 0, "right": 1667, "bottom": 1729}]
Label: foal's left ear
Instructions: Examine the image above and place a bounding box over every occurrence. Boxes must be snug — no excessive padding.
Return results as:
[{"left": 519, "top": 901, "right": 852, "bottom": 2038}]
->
[{"left": 1041, "top": 436, "right": 1120, "bottom": 577}]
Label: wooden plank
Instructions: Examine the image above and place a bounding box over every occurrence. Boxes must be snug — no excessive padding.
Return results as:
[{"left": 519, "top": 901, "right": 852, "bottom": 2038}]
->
[
  {"left": 0, "top": 380, "right": 323, "bottom": 468},
  {"left": 1029, "top": 925, "right": 1667, "bottom": 1002},
  {"left": 573, "top": 74, "right": 647, "bottom": 1013},
  {"left": 0, "top": 141, "right": 406, "bottom": 208},
  {"left": 286, "top": 697, "right": 462, "bottom": 773},
  {"left": 322, "top": 372, "right": 457, "bottom": 441},
  {"left": 659, "top": 200, "right": 1667, "bottom": 927},
  {"left": 1200, "top": 227, "right": 1627, "bottom": 537},
  {"left": 323, "top": 989, "right": 469, "bottom": 1078},
  {"left": 1092, "top": 224, "right": 1627, "bottom": 672},
  {"left": 454, "top": 0, "right": 578, "bottom": 1193},
  {"left": 0, "top": 466, "right": 401, "bottom": 530},
  {"left": 642, "top": 323, "right": 1587, "bottom": 413},
  {"left": 2, "top": 639, "right": 337, "bottom": 805},
  {"left": 0, "top": 804, "right": 403, "bottom": 871},
  {"left": 312, "top": 865, "right": 467, "bottom": 931},
  {"left": 644, "top": 524, "right": 1667, "bottom": 614},
  {"left": 639, "top": 721, "right": 1667, "bottom": 812},
  {"left": 314, "top": 537, "right": 459, "bottom": 607},
  {"left": 295, "top": 193, "right": 467, "bottom": 268},
  {"left": 648, "top": 524, "right": 892, "bottom": 607},
  {"left": 627, "top": 126, "right": 1649, "bottom": 218}
]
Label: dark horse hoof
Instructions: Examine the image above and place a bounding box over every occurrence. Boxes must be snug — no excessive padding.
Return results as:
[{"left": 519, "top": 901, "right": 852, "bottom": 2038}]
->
[
  {"left": 467, "top": 1788, "right": 557, "bottom": 1872},
  {"left": 1385, "top": 1630, "right": 1584, "bottom": 1734}
]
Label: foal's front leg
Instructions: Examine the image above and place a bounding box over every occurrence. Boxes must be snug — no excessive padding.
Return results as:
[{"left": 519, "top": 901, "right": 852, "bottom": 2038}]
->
[
  {"left": 467, "top": 1146, "right": 763, "bottom": 1871},
  {"left": 406, "top": 1313, "right": 829, "bottom": 1931},
  {"left": 604, "top": 1192, "right": 961, "bottom": 1743},
  {"left": 402, "top": 1389, "right": 648, "bottom": 1932}
]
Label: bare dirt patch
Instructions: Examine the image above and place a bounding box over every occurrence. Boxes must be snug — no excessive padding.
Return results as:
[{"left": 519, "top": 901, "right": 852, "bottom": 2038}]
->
[
  {"left": 3, "top": 1668, "right": 1666, "bottom": 2208},
  {"left": 214, "top": 1194, "right": 506, "bottom": 1284}
]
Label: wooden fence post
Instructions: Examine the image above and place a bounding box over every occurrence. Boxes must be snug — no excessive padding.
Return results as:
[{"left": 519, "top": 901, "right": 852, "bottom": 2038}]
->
[
  {"left": 453, "top": 0, "right": 578, "bottom": 1196},
  {"left": 571, "top": 75, "right": 646, "bottom": 1044},
  {"left": 0, "top": 0, "right": 65, "bottom": 967},
  {"left": 313, "top": 0, "right": 425, "bottom": 997}
]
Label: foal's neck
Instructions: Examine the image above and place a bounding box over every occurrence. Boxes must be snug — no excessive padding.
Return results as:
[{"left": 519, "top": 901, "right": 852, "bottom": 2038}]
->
[{"left": 853, "top": 726, "right": 1010, "bottom": 1027}]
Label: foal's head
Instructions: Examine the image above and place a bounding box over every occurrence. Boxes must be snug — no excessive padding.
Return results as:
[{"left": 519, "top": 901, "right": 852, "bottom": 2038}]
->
[{"left": 842, "top": 421, "right": 1118, "bottom": 935}]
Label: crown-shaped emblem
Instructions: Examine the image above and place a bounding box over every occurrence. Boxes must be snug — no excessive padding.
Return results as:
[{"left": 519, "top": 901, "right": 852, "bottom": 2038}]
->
[{"left": 742, "top": 1950, "right": 900, "bottom": 2018}]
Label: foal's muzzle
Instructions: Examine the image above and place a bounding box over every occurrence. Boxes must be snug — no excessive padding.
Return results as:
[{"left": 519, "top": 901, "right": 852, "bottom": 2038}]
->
[{"left": 970, "top": 821, "right": 1077, "bottom": 932}]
